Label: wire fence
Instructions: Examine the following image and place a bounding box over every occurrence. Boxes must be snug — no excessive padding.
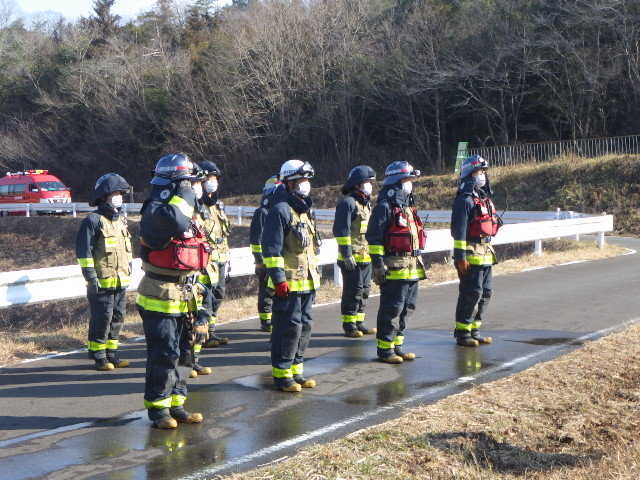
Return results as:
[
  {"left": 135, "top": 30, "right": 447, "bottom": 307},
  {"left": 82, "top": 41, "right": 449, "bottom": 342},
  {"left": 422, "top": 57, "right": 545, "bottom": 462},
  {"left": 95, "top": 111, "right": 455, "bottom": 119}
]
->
[{"left": 468, "top": 134, "right": 640, "bottom": 167}]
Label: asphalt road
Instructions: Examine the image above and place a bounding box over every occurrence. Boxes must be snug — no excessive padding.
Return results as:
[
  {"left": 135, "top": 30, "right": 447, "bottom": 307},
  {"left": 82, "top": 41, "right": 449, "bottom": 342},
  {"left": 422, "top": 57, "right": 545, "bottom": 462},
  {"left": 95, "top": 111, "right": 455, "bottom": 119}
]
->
[{"left": 1, "top": 237, "right": 639, "bottom": 480}]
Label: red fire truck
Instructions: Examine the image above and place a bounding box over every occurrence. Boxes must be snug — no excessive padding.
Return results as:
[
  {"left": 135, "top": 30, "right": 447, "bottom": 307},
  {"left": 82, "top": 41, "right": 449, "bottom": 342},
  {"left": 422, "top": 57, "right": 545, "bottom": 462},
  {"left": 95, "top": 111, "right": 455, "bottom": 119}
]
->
[{"left": 0, "top": 170, "right": 72, "bottom": 215}]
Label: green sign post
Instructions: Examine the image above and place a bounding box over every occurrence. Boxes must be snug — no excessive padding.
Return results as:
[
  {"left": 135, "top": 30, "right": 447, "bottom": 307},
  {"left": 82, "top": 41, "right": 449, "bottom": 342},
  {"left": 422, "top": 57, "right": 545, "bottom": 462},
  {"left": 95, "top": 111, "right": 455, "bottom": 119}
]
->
[{"left": 454, "top": 142, "right": 468, "bottom": 174}]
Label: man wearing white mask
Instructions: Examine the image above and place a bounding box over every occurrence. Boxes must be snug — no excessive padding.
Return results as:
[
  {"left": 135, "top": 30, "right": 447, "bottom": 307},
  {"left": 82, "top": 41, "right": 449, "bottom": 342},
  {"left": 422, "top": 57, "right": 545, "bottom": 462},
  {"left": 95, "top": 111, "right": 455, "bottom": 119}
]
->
[
  {"left": 333, "top": 166, "right": 377, "bottom": 338},
  {"left": 262, "top": 159, "right": 320, "bottom": 392},
  {"left": 366, "top": 161, "right": 426, "bottom": 364},
  {"left": 451, "top": 155, "right": 501, "bottom": 347},
  {"left": 76, "top": 173, "right": 133, "bottom": 371},
  {"left": 199, "top": 161, "right": 231, "bottom": 348}
]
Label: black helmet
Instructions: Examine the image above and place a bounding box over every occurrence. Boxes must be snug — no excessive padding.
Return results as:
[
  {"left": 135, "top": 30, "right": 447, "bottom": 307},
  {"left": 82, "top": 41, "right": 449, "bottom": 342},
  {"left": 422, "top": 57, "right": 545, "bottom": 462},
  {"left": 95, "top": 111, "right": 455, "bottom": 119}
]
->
[
  {"left": 341, "top": 165, "right": 376, "bottom": 195},
  {"left": 201, "top": 160, "right": 221, "bottom": 177},
  {"left": 89, "top": 173, "right": 130, "bottom": 207},
  {"left": 151, "top": 153, "right": 202, "bottom": 186}
]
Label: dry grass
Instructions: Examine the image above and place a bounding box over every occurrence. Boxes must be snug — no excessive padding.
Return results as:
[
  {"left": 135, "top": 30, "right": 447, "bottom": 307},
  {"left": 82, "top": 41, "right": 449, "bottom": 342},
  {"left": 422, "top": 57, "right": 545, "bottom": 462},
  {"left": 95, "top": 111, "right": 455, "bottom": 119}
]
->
[
  {"left": 0, "top": 240, "right": 625, "bottom": 366},
  {"left": 222, "top": 310, "right": 640, "bottom": 480}
]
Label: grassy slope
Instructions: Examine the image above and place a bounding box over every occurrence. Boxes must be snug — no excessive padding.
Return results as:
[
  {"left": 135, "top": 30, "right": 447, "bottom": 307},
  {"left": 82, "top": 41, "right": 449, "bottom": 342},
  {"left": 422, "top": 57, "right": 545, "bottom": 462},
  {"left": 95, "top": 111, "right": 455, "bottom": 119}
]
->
[{"left": 227, "top": 154, "right": 640, "bottom": 235}]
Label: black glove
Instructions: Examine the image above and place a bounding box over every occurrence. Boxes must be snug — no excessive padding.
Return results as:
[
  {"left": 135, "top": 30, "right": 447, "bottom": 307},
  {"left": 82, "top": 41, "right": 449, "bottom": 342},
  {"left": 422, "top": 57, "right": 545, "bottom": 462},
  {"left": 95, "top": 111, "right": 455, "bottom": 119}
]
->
[
  {"left": 87, "top": 277, "right": 100, "bottom": 296},
  {"left": 225, "top": 262, "right": 231, "bottom": 284},
  {"left": 372, "top": 265, "right": 388, "bottom": 286},
  {"left": 342, "top": 256, "right": 357, "bottom": 271}
]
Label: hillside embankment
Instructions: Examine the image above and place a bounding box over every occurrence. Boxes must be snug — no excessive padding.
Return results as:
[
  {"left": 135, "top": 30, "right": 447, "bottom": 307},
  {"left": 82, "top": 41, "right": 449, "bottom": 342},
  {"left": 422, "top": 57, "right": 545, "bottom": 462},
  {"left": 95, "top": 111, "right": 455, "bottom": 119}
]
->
[{"left": 228, "top": 154, "right": 640, "bottom": 235}]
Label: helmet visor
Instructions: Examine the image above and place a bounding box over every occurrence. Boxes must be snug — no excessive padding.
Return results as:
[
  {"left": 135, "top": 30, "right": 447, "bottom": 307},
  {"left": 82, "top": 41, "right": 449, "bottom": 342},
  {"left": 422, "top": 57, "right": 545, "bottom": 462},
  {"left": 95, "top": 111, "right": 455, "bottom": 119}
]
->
[{"left": 294, "top": 162, "right": 314, "bottom": 179}]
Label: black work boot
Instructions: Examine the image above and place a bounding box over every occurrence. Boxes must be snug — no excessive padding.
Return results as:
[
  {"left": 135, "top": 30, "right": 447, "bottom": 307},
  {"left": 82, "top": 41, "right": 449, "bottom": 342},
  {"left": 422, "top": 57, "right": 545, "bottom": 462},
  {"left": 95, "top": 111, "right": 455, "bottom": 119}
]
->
[
  {"left": 455, "top": 330, "right": 479, "bottom": 347},
  {"left": 343, "top": 323, "right": 363, "bottom": 338},
  {"left": 106, "top": 349, "right": 129, "bottom": 368},
  {"left": 471, "top": 329, "right": 492, "bottom": 344},
  {"left": 377, "top": 348, "right": 403, "bottom": 364},
  {"left": 394, "top": 346, "right": 416, "bottom": 361},
  {"left": 356, "top": 321, "right": 377, "bottom": 335},
  {"left": 273, "top": 377, "right": 302, "bottom": 392},
  {"left": 94, "top": 358, "right": 115, "bottom": 371},
  {"left": 260, "top": 320, "right": 272, "bottom": 332},
  {"left": 148, "top": 407, "right": 178, "bottom": 429},
  {"left": 169, "top": 406, "right": 203, "bottom": 423},
  {"left": 293, "top": 374, "right": 316, "bottom": 388}
]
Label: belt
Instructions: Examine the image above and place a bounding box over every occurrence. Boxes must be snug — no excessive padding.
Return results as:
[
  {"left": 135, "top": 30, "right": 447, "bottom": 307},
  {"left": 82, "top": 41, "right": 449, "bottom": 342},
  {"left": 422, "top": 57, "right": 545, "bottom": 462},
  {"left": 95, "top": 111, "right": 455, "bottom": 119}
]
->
[
  {"left": 386, "top": 252, "right": 418, "bottom": 257},
  {"left": 145, "top": 272, "right": 186, "bottom": 284},
  {"left": 468, "top": 236, "right": 492, "bottom": 244}
]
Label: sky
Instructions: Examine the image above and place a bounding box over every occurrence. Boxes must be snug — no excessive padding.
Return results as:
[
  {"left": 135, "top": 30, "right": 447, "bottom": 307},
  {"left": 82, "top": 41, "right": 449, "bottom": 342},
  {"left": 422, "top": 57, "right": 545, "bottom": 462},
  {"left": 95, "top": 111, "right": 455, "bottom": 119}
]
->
[{"left": 14, "top": 0, "right": 160, "bottom": 21}]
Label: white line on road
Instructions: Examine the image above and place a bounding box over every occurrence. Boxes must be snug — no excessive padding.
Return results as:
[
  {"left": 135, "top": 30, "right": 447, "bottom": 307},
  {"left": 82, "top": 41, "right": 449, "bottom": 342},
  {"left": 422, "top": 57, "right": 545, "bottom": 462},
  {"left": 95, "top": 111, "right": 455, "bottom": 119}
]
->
[{"left": 178, "top": 316, "right": 640, "bottom": 479}]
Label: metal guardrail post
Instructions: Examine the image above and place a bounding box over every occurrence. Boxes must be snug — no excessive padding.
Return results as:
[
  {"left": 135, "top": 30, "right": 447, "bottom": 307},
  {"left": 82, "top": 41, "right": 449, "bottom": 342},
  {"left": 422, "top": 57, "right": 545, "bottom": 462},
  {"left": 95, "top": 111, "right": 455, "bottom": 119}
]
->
[
  {"left": 237, "top": 208, "right": 243, "bottom": 226},
  {"left": 597, "top": 232, "right": 606, "bottom": 248},
  {"left": 333, "top": 263, "right": 343, "bottom": 287},
  {"left": 122, "top": 203, "right": 128, "bottom": 218},
  {"left": 26, "top": 204, "right": 30, "bottom": 218},
  {"left": 534, "top": 239, "right": 543, "bottom": 256},
  {"left": 72, "top": 204, "right": 77, "bottom": 218}
]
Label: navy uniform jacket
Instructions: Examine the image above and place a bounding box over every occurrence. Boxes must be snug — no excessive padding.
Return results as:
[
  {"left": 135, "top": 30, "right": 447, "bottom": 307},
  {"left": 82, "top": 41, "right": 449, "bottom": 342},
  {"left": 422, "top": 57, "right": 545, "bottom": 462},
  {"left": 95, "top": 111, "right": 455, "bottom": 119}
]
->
[
  {"left": 249, "top": 193, "right": 273, "bottom": 265},
  {"left": 261, "top": 187, "right": 313, "bottom": 286},
  {"left": 450, "top": 178, "right": 491, "bottom": 261},
  {"left": 332, "top": 191, "right": 370, "bottom": 259},
  {"left": 140, "top": 183, "right": 196, "bottom": 250}
]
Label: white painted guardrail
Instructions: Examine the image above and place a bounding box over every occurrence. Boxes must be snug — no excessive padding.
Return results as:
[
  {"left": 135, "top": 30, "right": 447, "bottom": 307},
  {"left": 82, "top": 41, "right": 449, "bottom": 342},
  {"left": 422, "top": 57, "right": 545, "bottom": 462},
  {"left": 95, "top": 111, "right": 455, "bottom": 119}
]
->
[
  {"left": 0, "top": 214, "right": 613, "bottom": 308},
  {"left": 0, "top": 202, "right": 593, "bottom": 225}
]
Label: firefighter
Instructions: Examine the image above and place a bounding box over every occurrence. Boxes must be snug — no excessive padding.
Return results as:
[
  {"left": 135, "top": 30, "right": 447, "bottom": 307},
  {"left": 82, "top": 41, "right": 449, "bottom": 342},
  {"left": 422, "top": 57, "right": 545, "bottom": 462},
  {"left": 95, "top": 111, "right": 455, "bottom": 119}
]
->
[
  {"left": 262, "top": 159, "right": 320, "bottom": 392},
  {"left": 366, "top": 161, "right": 426, "bottom": 364},
  {"left": 199, "top": 161, "right": 231, "bottom": 348},
  {"left": 136, "top": 153, "right": 210, "bottom": 429},
  {"left": 333, "top": 166, "right": 377, "bottom": 338},
  {"left": 249, "top": 175, "right": 282, "bottom": 332},
  {"left": 76, "top": 173, "right": 133, "bottom": 371},
  {"left": 451, "top": 155, "right": 500, "bottom": 347}
]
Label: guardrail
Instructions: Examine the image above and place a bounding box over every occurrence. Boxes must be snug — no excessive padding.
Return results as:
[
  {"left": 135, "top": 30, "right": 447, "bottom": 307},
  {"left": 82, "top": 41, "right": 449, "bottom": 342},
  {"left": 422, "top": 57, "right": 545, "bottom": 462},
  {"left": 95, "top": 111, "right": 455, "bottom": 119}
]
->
[
  {"left": 0, "top": 214, "right": 613, "bottom": 308},
  {"left": 0, "top": 202, "right": 593, "bottom": 225}
]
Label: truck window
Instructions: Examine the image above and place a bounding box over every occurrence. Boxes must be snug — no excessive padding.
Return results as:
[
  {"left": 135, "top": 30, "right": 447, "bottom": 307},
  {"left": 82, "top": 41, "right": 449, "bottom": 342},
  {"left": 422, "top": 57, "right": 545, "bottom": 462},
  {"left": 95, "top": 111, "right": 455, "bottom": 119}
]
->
[
  {"left": 29, "top": 184, "right": 38, "bottom": 192},
  {"left": 37, "top": 181, "right": 67, "bottom": 191},
  {"left": 0, "top": 185, "right": 8, "bottom": 195},
  {"left": 12, "top": 184, "right": 26, "bottom": 194}
]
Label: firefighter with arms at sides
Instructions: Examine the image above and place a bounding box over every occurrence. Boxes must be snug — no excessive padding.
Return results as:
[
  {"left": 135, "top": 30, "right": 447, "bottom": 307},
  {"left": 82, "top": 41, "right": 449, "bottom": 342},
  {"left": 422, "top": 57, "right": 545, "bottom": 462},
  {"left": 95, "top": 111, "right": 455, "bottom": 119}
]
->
[
  {"left": 262, "top": 160, "right": 320, "bottom": 392},
  {"left": 366, "top": 161, "right": 427, "bottom": 364},
  {"left": 76, "top": 174, "right": 133, "bottom": 371},
  {"left": 451, "top": 155, "right": 500, "bottom": 347},
  {"left": 136, "top": 153, "right": 211, "bottom": 429},
  {"left": 249, "top": 175, "right": 282, "bottom": 332},
  {"left": 333, "top": 166, "right": 377, "bottom": 338},
  {"left": 199, "top": 161, "right": 231, "bottom": 348}
]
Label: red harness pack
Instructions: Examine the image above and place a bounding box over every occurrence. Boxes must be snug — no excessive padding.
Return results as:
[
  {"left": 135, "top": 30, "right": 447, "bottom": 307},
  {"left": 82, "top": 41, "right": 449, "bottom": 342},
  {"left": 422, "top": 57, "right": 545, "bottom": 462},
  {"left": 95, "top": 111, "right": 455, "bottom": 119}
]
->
[
  {"left": 468, "top": 197, "right": 500, "bottom": 237},
  {"left": 147, "top": 222, "right": 211, "bottom": 270},
  {"left": 384, "top": 206, "right": 427, "bottom": 253}
]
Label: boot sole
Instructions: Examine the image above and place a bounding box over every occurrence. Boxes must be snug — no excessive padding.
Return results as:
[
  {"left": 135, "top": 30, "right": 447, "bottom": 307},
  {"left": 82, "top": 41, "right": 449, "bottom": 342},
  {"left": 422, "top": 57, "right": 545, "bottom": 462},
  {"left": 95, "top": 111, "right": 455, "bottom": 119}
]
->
[
  {"left": 344, "top": 332, "right": 364, "bottom": 338},
  {"left": 112, "top": 362, "right": 129, "bottom": 368},
  {"left": 173, "top": 413, "right": 203, "bottom": 423},
  {"left": 96, "top": 363, "right": 115, "bottom": 371},
  {"left": 280, "top": 384, "right": 302, "bottom": 392},
  {"left": 473, "top": 337, "right": 493, "bottom": 344},
  {"left": 297, "top": 380, "right": 316, "bottom": 388},
  {"left": 400, "top": 354, "right": 416, "bottom": 360},
  {"left": 196, "top": 368, "right": 212, "bottom": 375},
  {"left": 378, "top": 356, "right": 403, "bottom": 364}
]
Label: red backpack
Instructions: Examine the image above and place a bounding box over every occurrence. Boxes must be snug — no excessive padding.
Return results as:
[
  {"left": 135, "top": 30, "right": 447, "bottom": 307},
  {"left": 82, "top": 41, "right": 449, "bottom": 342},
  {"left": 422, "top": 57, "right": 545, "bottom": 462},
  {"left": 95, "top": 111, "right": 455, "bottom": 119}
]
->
[{"left": 468, "top": 197, "right": 500, "bottom": 237}]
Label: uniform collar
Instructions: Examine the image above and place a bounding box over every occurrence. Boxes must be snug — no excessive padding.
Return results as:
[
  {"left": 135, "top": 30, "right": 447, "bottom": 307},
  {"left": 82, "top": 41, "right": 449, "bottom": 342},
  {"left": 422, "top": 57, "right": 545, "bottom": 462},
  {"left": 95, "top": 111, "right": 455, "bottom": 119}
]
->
[
  {"left": 349, "top": 189, "right": 370, "bottom": 206},
  {"left": 285, "top": 187, "right": 312, "bottom": 213},
  {"left": 97, "top": 202, "right": 121, "bottom": 220}
]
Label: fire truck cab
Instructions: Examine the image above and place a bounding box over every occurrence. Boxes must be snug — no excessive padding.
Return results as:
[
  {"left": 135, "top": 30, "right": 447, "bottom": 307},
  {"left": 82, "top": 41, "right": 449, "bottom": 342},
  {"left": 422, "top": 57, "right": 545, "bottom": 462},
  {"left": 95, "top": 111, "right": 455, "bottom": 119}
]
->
[{"left": 0, "top": 170, "right": 71, "bottom": 215}]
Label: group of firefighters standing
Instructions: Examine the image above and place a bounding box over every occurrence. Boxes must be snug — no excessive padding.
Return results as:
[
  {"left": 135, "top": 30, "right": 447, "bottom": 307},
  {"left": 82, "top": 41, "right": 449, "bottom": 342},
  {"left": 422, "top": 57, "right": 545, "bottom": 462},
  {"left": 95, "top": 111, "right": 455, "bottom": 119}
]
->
[{"left": 75, "top": 153, "right": 500, "bottom": 428}]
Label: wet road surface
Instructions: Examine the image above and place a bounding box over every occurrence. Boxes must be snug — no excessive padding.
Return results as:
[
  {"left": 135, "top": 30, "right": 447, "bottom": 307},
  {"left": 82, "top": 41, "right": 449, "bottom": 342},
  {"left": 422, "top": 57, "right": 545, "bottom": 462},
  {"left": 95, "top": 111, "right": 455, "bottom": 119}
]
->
[{"left": 1, "top": 237, "right": 639, "bottom": 479}]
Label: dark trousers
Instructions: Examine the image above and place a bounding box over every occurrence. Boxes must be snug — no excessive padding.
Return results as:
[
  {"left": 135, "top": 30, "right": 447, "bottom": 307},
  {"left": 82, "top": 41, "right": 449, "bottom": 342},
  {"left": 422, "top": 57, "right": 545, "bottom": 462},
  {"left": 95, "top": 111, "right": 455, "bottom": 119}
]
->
[
  {"left": 87, "top": 288, "right": 127, "bottom": 360},
  {"left": 210, "top": 262, "right": 227, "bottom": 327},
  {"left": 376, "top": 280, "right": 419, "bottom": 348},
  {"left": 140, "top": 310, "right": 193, "bottom": 406},
  {"left": 271, "top": 292, "right": 315, "bottom": 371},
  {"left": 338, "top": 262, "right": 371, "bottom": 318},
  {"left": 257, "top": 269, "right": 273, "bottom": 321},
  {"left": 455, "top": 265, "right": 493, "bottom": 329}
]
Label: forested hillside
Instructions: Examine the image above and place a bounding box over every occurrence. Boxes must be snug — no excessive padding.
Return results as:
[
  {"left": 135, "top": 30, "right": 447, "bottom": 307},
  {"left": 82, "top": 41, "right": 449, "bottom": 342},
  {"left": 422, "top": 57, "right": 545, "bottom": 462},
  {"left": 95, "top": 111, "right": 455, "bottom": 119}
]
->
[{"left": 0, "top": 0, "right": 638, "bottom": 198}]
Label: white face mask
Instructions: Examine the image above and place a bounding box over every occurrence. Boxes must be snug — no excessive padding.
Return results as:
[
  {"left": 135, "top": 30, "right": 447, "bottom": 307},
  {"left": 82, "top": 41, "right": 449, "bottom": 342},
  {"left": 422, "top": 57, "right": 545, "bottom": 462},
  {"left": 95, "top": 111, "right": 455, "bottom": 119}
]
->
[
  {"left": 204, "top": 178, "right": 218, "bottom": 193},
  {"left": 401, "top": 181, "right": 413, "bottom": 194},
  {"left": 193, "top": 182, "right": 203, "bottom": 199},
  {"left": 295, "top": 179, "right": 311, "bottom": 196},
  {"left": 474, "top": 173, "right": 486, "bottom": 188},
  {"left": 360, "top": 182, "right": 373, "bottom": 196},
  {"left": 109, "top": 195, "right": 123, "bottom": 209}
]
